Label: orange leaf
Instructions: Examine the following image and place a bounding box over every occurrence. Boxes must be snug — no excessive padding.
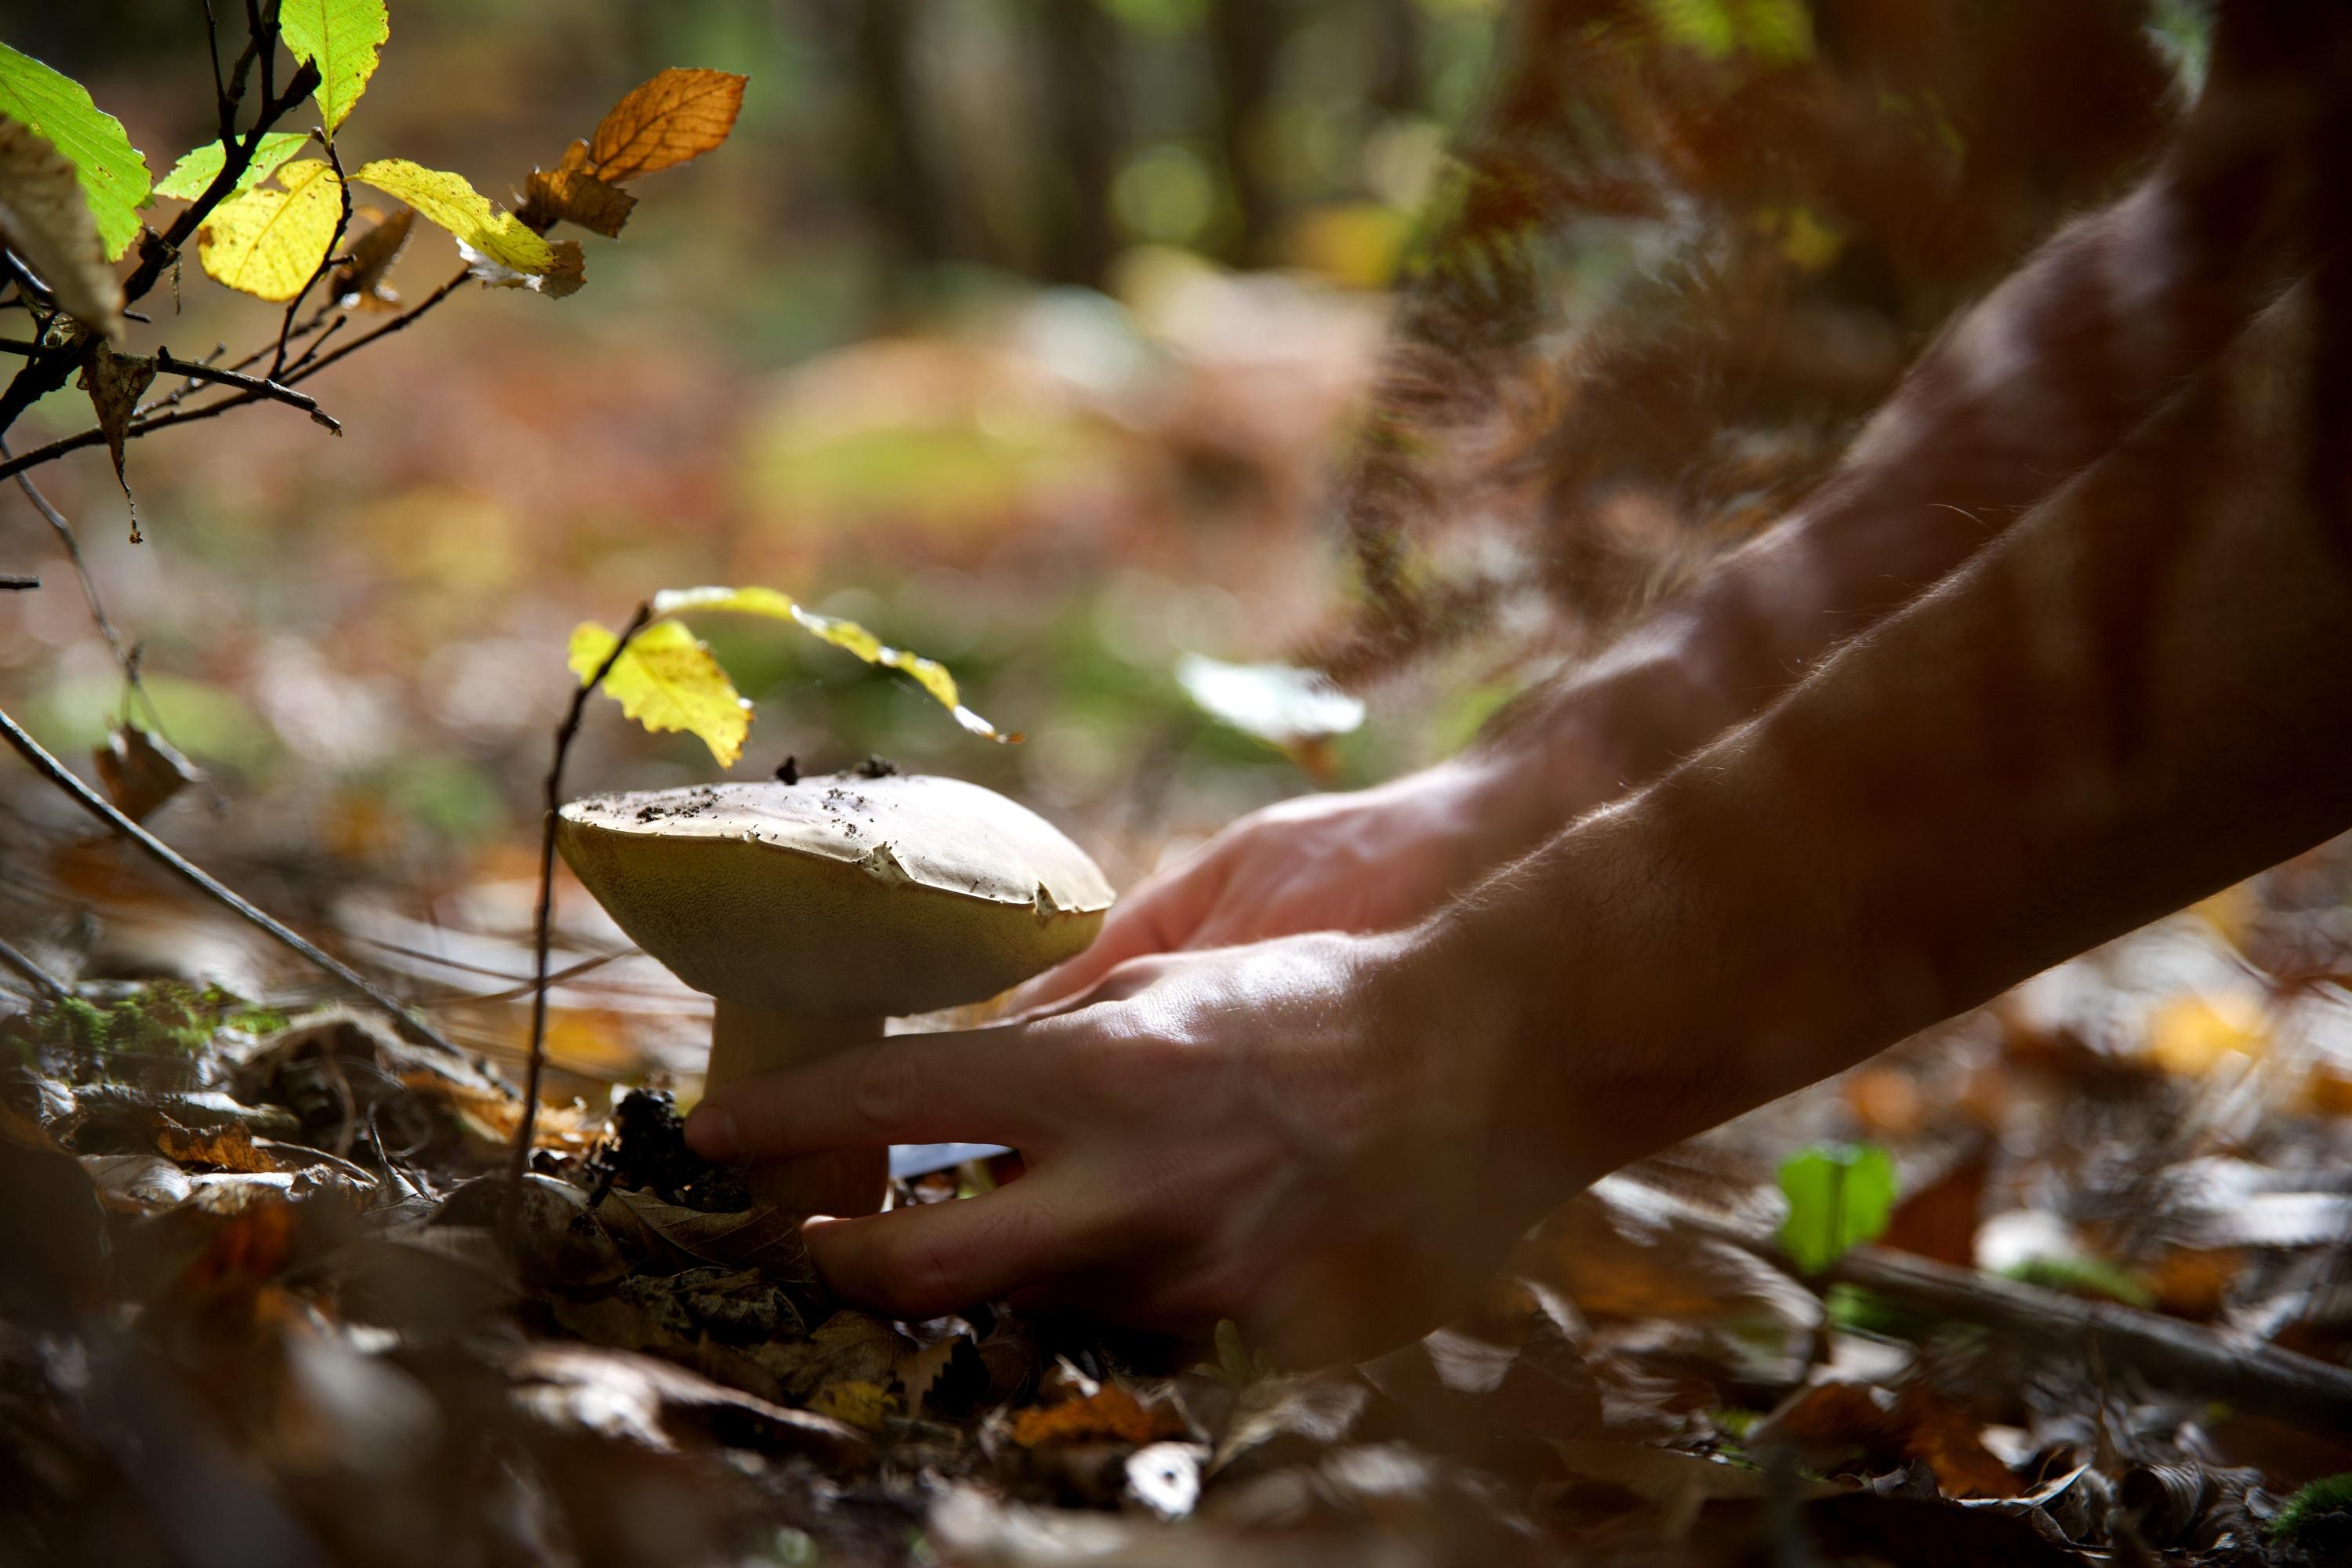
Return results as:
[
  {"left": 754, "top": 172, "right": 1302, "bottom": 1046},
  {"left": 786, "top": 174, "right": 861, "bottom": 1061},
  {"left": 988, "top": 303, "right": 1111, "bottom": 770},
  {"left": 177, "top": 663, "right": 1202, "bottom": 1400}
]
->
[
  {"left": 525, "top": 139, "right": 637, "bottom": 236},
  {"left": 1009, "top": 1384, "right": 1187, "bottom": 1448},
  {"left": 588, "top": 68, "right": 746, "bottom": 183}
]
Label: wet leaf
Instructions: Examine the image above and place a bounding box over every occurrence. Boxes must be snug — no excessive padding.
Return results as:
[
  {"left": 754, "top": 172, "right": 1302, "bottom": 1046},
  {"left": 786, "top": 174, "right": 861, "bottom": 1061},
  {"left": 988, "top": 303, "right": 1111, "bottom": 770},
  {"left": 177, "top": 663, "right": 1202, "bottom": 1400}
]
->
[
  {"left": 508, "top": 1341, "right": 873, "bottom": 1470},
  {"left": 278, "top": 0, "right": 390, "bottom": 138},
  {"left": 900, "top": 1331, "right": 989, "bottom": 1420},
  {"left": 590, "top": 1189, "right": 816, "bottom": 1285},
  {"left": 1777, "top": 1142, "right": 1898, "bottom": 1273},
  {"left": 330, "top": 203, "right": 410, "bottom": 308},
  {"left": 151, "top": 131, "right": 310, "bottom": 203},
  {"left": 1011, "top": 1384, "right": 1189, "bottom": 1448},
  {"left": 350, "top": 158, "right": 552, "bottom": 275},
  {"left": 652, "top": 585, "right": 1019, "bottom": 742},
  {"left": 587, "top": 68, "right": 747, "bottom": 183},
  {"left": 525, "top": 140, "right": 637, "bottom": 237},
  {"left": 2146, "top": 993, "right": 2267, "bottom": 1075},
  {"left": 570, "top": 617, "right": 750, "bottom": 768},
  {"left": 808, "top": 1379, "right": 895, "bottom": 1432},
  {"left": 0, "top": 44, "right": 149, "bottom": 260},
  {"left": 0, "top": 114, "right": 121, "bottom": 338},
  {"left": 197, "top": 156, "right": 343, "bottom": 302},
  {"left": 154, "top": 1120, "right": 281, "bottom": 1174}
]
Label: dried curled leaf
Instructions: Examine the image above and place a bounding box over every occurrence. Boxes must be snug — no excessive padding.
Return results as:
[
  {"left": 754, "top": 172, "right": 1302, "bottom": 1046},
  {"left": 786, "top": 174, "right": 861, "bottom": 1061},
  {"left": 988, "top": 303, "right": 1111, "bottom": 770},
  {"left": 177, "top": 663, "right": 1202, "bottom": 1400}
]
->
[
  {"left": 525, "top": 140, "right": 637, "bottom": 238},
  {"left": 588, "top": 68, "right": 747, "bottom": 183},
  {"left": 570, "top": 618, "right": 750, "bottom": 768},
  {"left": 652, "top": 585, "right": 1019, "bottom": 742},
  {"left": 151, "top": 131, "right": 310, "bottom": 203},
  {"left": 197, "top": 157, "right": 343, "bottom": 303},
  {"left": 0, "top": 114, "right": 121, "bottom": 338},
  {"left": 0, "top": 43, "right": 150, "bottom": 260},
  {"left": 350, "top": 158, "right": 553, "bottom": 275},
  {"left": 93, "top": 721, "right": 196, "bottom": 822},
  {"left": 278, "top": 0, "right": 390, "bottom": 138},
  {"left": 76, "top": 341, "right": 156, "bottom": 532},
  {"left": 332, "top": 204, "right": 411, "bottom": 309}
]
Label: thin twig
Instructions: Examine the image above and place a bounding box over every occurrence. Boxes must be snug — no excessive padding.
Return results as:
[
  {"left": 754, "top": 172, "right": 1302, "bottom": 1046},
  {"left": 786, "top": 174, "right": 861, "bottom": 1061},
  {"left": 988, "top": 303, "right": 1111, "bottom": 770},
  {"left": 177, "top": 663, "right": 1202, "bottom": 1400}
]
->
[
  {"left": 503, "top": 601, "right": 654, "bottom": 1243},
  {"left": 270, "top": 136, "right": 348, "bottom": 381},
  {"left": 0, "top": 934, "right": 69, "bottom": 1004},
  {"left": 154, "top": 347, "right": 340, "bottom": 431},
  {"left": 0, "top": 267, "right": 470, "bottom": 484},
  {"left": 1, "top": 574, "right": 36, "bottom": 590},
  {"left": 0, "top": 702, "right": 466, "bottom": 1060},
  {"left": 4, "top": 436, "right": 137, "bottom": 691}
]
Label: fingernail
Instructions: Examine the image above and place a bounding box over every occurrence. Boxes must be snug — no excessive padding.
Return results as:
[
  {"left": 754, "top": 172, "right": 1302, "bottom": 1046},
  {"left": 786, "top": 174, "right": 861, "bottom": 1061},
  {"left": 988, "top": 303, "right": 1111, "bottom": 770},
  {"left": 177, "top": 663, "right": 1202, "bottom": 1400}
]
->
[{"left": 685, "top": 1106, "right": 738, "bottom": 1161}]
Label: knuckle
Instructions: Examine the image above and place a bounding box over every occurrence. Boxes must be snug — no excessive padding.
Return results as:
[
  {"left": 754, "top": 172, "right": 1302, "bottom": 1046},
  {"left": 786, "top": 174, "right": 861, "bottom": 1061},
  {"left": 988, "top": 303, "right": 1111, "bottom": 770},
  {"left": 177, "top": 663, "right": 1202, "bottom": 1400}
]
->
[{"left": 849, "top": 1048, "right": 920, "bottom": 1134}]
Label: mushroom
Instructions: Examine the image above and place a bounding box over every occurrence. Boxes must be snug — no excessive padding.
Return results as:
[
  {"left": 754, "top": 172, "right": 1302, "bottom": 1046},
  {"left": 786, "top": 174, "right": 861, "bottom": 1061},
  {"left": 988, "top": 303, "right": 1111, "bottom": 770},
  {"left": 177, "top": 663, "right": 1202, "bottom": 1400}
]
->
[{"left": 557, "top": 773, "right": 1112, "bottom": 1215}]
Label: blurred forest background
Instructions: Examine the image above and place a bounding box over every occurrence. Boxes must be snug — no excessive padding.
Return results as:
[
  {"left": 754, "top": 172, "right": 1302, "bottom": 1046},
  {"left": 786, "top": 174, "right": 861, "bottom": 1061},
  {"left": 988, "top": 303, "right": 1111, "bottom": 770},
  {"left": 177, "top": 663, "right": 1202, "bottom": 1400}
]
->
[{"left": 4, "top": 0, "right": 1509, "bottom": 1083}]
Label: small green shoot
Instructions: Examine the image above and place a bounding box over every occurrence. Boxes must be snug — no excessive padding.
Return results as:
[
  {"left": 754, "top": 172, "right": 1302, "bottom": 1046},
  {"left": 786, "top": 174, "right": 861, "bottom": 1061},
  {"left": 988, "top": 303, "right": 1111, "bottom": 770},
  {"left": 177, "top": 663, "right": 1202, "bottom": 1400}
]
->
[{"left": 1776, "top": 1142, "right": 1898, "bottom": 1274}]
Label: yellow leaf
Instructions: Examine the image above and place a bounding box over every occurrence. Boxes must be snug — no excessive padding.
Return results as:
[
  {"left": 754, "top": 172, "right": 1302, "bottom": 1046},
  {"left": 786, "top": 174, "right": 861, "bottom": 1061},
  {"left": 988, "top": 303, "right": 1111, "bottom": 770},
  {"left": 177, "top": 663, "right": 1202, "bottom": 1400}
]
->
[
  {"left": 196, "top": 157, "right": 343, "bottom": 302},
  {"left": 570, "top": 619, "right": 749, "bottom": 768},
  {"left": 651, "top": 585, "right": 1019, "bottom": 742},
  {"left": 2146, "top": 994, "right": 2267, "bottom": 1077},
  {"left": 350, "top": 158, "right": 552, "bottom": 275},
  {"left": 807, "top": 1379, "right": 895, "bottom": 1433},
  {"left": 587, "top": 68, "right": 747, "bottom": 183}
]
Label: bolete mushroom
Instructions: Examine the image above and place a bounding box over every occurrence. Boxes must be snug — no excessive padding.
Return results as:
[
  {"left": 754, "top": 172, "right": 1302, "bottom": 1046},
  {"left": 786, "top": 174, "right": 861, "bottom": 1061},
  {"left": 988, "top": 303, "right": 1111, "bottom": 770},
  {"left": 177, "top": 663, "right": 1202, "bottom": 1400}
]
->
[{"left": 557, "top": 773, "right": 1112, "bottom": 1216}]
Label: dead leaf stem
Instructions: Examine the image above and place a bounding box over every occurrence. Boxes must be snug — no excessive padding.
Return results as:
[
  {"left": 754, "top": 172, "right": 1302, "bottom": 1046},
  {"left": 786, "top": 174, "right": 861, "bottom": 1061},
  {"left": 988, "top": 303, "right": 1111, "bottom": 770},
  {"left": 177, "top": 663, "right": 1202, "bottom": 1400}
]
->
[{"left": 503, "top": 601, "right": 655, "bottom": 1247}]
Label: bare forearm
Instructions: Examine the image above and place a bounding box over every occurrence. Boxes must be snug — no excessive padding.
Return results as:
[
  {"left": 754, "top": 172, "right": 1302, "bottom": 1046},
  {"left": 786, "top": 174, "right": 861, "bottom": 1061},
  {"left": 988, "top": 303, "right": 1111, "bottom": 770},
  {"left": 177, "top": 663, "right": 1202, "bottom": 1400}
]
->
[
  {"left": 1488, "top": 13, "right": 2343, "bottom": 818},
  {"left": 1458, "top": 278, "right": 2352, "bottom": 1180}
]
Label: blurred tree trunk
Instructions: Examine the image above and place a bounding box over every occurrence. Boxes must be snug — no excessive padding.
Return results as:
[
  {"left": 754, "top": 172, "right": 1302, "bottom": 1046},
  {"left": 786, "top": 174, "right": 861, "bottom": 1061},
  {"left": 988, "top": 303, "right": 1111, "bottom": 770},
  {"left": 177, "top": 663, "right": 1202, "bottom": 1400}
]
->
[
  {"left": 1038, "top": 0, "right": 1123, "bottom": 287},
  {"left": 1370, "top": 0, "right": 1425, "bottom": 116},
  {"left": 1208, "top": 0, "right": 1283, "bottom": 265},
  {"left": 847, "top": 0, "right": 964, "bottom": 289}
]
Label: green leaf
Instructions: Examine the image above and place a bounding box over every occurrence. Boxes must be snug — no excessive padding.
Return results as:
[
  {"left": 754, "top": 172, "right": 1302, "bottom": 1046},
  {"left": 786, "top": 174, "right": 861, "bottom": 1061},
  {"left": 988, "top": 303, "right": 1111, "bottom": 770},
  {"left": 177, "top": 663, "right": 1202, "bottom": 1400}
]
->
[
  {"left": 1775, "top": 1143, "right": 1897, "bottom": 1274},
  {"left": 278, "top": 0, "right": 390, "bottom": 139},
  {"left": 570, "top": 619, "right": 750, "bottom": 768},
  {"left": 652, "top": 585, "right": 1020, "bottom": 742},
  {"left": 350, "top": 158, "right": 553, "bottom": 274},
  {"left": 0, "top": 43, "right": 150, "bottom": 260},
  {"left": 152, "top": 132, "right": 311, "bottom": 203}
]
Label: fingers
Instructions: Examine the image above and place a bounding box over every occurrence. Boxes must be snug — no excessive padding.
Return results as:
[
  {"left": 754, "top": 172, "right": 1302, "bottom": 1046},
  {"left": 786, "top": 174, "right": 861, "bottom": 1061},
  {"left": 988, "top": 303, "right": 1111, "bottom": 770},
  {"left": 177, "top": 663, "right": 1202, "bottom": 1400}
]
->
[
  {"left": 803, "top": 1180, "right": 1102, "bottom": 1319},
  {"left": 686, "top": 1025, "right": 1071, "bottom": 1162},
  {"left": 1006, "top": 860, "right": 1215, "bottom": 1011}
]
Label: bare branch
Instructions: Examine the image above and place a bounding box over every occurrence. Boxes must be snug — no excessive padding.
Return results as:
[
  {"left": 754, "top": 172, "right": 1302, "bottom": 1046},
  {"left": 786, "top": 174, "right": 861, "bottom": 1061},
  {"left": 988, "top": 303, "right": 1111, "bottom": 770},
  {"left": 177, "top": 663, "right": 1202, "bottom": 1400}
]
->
[
  {"left": 0, "top": 701, "right": 467, "bottom": 1062},
  {"left": 153, "top": 347, "right": 341, "bottom": 431},
  {"left": 0, "top": 267, "right": 470, "bottom": 483},
  {"left": 0, "top": 934, "right": 69, "bottom": 1004}
]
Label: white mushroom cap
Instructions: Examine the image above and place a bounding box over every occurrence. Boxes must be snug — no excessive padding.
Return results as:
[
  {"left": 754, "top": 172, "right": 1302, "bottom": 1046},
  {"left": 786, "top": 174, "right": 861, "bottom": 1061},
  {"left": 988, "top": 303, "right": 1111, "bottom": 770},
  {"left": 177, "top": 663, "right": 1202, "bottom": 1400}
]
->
[{"left": 557, "top": 774, "right": 1113, "bottom": 1017}]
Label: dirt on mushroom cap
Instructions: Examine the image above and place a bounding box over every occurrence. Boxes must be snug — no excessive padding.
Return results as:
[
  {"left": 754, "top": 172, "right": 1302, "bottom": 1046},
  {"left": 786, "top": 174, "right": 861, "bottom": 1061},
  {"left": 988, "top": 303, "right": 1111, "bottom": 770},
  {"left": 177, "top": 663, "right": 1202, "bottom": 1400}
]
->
[{"left": 557, "top": 774, "right": 1112, "bottom": 1016}]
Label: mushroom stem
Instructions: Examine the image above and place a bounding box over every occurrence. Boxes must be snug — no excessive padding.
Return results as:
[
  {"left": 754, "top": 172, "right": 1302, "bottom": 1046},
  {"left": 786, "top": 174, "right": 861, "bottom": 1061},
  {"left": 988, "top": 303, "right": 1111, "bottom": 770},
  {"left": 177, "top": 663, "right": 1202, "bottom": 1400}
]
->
[{"left": 708, "top": 999, "right": 888, "bottom": 1216}]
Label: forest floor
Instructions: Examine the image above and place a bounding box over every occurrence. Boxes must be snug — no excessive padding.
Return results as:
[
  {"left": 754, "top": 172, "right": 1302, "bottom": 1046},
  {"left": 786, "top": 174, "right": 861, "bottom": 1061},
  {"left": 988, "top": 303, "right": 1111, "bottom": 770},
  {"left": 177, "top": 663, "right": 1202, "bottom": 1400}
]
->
[{"left": 5, "top": 794, "right": 2352, "bottom": 1567}]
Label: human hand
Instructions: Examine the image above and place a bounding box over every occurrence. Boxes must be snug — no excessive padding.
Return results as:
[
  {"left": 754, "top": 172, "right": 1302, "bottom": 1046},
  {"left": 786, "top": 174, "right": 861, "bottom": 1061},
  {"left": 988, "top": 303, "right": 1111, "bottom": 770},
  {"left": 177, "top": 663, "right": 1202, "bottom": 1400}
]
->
[
  {"left": 684, "top": 925, "right": 1582, "bottom": 1365},
  {"left": 1014, "top": 751, "right": 1564, "bottom": 1011}
]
